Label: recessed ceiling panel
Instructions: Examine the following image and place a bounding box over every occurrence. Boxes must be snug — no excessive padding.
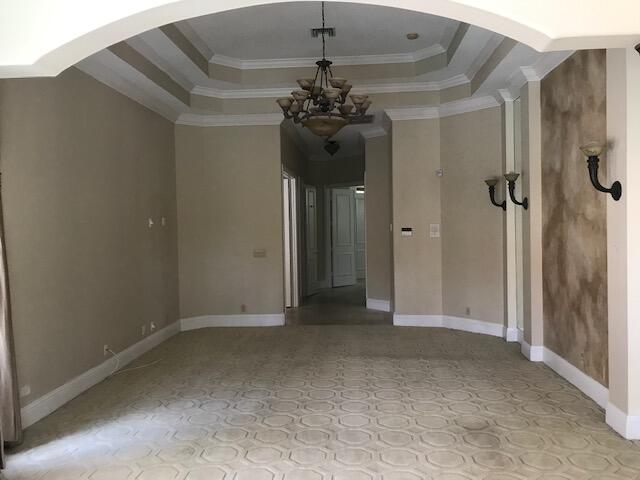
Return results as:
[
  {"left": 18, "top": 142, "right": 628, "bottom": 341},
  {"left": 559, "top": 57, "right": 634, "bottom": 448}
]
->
[{"left": 187, "top": 2, "right": 452, "bottom": 60}]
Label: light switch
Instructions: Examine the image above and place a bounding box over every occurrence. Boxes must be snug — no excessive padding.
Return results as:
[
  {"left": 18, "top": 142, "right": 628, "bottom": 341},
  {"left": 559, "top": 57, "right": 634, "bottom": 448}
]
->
[{"left": 430, "top": 224, "right": 441, "bottom": 238}]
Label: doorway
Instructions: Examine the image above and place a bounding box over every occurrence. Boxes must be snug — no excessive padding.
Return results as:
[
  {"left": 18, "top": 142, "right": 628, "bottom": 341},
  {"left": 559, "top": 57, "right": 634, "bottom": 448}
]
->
[
  {"left": 282, "top": 171, "right": 299, "bottom": 309},
  {"left": 287, "top": 184, "right": 389, "bottom": 325}
]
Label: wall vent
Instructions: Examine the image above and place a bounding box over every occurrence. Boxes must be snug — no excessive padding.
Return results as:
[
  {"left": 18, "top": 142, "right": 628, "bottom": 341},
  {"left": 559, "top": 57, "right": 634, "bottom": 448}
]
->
[{"left": 311, "top": 27, "right": 335, "bottom": 37}]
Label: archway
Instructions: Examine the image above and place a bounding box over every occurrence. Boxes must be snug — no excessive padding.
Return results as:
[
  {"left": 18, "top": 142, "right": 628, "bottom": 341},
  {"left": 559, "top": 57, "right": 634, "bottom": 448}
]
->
[{"left": 1, "top": 0, "right": 639, "bottom": 78}]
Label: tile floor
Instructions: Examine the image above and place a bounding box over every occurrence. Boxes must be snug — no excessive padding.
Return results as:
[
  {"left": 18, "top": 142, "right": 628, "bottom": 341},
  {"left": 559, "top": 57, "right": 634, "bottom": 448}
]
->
[
  {"left": 285, "top": 281, "right": 391, "bottom": 326},
  {"left": 5, "top": 325, "right": 640, "bottom": 480}
]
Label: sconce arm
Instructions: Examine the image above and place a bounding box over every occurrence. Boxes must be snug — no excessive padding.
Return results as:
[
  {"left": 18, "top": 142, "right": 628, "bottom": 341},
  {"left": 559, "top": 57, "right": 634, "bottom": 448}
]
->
[
  {"left": 507, "top": 181, "right": 529, "bottom": 210},
  {"left": 488, "top": 185, "right": 506, "bottom": 211},
  {"left": 587, "top": 156, "right": 622, "bottom": 200}
]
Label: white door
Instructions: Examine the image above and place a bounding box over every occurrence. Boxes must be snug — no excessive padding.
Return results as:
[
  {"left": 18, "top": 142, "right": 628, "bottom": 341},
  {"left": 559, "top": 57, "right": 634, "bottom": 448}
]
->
[
  {"left": 354, "top": 188, "right": 366, "bottom": 280},
  {"left": 331, "top": 188, "right": 357, "bottom": 287},
  {"left": 305, "top": 186, "right": 319, "bottom": 296}
]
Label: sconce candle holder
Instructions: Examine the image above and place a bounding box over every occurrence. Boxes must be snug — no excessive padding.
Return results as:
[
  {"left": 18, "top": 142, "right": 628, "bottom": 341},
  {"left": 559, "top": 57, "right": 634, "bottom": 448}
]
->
[
  {"left": 504, "top": 172, "right": 528, "bottom": 209},
  {"left": 484, "top": 178, "right": 506, "bottom": 210},
  {"left": 579, "top": 143, "right": 622, "bottom": 201}
]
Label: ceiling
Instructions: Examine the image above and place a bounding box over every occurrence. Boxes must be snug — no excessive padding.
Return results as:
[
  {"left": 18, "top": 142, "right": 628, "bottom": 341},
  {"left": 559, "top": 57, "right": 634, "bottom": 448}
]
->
[
  {"left": 187, "top": 3, "right": 452, "bottom": 60},
  {"left": 76, "top": 1, "right": 573, "bottom": 160}
]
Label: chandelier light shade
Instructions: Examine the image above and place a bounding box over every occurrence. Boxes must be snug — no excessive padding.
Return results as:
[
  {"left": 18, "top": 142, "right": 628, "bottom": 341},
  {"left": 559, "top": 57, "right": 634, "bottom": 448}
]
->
[{"left": 276, "top": 1, "right": 372, "bottom": 138}]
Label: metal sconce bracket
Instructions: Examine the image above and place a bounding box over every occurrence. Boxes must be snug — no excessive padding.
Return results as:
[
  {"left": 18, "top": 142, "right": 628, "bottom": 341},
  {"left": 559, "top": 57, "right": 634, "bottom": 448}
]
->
[
  {"left": 580, "top": 143, "right": 622, "bottom": 201},
  {"left": 484, "top": 178, "right": 506, "bottom": 211},
  {"left": 503, "top": 172, "right": 528, "bottom": 209}
]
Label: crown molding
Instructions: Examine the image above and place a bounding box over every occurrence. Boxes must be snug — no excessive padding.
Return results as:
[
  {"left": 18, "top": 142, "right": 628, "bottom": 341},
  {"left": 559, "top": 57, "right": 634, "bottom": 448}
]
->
[
  {"left": 502, "top": 50, "right": 574, "bottom": 100},
  {"left": 385, "top": 95, "right": 499, "bottom": 121},
  {"left": 174, "top": 21, "right": 214, "bottom": 60},
  {"left": 76, "top": 52, "right": 182, "bottom": 122},
  {"left": 176, "top": 112, "right": 282, "bottom": 127},
  {"left": 466, "top": 34, "right": 505, "bottom": 80},
  {"left": 209, "top": 44, "right": 446, "bottom": 70},
  {"left": 439, "top": 95, "right": 500, "bottom": 117},
  {"left": 384, "top": 106, "right": 440, "bottom": 121},
  {"left": 191, "top": 74, "right": 471, "bottom": 100},
  {"left": 359, "top": 126, "right": 388, "bottom": 139}
]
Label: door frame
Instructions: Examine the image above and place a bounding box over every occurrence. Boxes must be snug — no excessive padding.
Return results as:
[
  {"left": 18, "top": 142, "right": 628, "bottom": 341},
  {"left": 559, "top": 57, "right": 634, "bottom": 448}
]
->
[{"left": 282, "top": 169, "right": 300, "bottom": 308}]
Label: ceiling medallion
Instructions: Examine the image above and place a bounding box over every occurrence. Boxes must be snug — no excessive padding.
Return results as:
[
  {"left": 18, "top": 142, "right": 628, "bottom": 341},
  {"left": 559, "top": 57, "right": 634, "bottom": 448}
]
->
[{"left": 276, "top": 1, "right": 372, "bottom": 139}]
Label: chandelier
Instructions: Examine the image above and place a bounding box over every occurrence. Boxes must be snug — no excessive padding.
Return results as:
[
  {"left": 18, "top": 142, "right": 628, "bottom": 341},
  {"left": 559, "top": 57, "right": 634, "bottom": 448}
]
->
[{"left": 276, "top": 1, "right": 372, "bottom": 139}]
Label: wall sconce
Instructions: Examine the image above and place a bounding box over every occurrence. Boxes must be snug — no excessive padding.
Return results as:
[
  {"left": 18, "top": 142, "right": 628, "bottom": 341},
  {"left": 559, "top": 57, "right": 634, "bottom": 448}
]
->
[
  {"left": 504, "top": 172, "right": 528, "bottom": 209},
  {"left": 579, "top": 143, "right": 622, "bottom": 201},
  {"left": 484, "top": 178, "right": 506, "bottom": 210}
]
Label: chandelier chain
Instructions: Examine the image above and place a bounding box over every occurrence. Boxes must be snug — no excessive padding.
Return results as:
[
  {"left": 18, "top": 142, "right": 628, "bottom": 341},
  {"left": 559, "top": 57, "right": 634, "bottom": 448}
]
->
[
  {"left": 321, "top": 1, "right": 326, "bottom": 60},
  {"left": 275, "top": 0, "right": 371, "bottom": 140}
]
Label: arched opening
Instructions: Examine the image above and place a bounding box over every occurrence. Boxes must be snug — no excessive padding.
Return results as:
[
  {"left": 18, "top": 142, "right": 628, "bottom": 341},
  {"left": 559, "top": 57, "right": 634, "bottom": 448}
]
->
[
  {"left": 1, "top": 0, "right": 639, "bottom": 78},
  {"left": 2, "top": 1, "right": 640, "bottom": 477}
]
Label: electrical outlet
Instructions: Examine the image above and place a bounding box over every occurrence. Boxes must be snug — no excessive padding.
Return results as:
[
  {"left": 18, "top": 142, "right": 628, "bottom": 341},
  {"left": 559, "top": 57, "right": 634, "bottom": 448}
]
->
[
  {"left": 241, "top": 304, "right": 247, "bottom": 313},
  {"left": 150, "top": 322, "right": 157, "bottom": 332},
  {"left": 103, "top": 344, "right": 111, "bottom": 356},
  {"left": 465, "top": 307, "right": 471, "bottom": 316},
  {"left": 141, "top": 324, "right": 147, "bottom": 336}
]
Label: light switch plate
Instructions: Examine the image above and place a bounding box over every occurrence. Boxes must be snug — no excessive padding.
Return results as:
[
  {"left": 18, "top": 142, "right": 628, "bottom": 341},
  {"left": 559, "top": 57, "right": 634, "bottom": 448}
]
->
[{"left": 429, "top": 224, "right": 441, "bottom": 238}]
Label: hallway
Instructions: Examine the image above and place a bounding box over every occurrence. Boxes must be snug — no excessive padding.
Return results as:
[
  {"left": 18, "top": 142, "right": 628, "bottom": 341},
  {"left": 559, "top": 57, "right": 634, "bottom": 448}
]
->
[
  {"left": 5, "top": 325, "right": 640, "bottom": 480},
  {"left": 286, "top": 282, "right": 391, "bottom": 326}
]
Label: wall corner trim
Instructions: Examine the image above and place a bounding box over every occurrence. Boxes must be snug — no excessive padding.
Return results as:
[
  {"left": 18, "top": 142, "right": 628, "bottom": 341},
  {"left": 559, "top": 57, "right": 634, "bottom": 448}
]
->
[
  {"left": 520, "top": 340, "right": 544, "bottom": 361},
  {"left": 20, "top": 320, "right": 181, "bottom": 428},
  {"left": 366, "top": 298, "right": 391, "bottom": 312},
  {"left": 393, "top": 314, "right": 504, "bottom": 337},
  {"left": 504, "top": 327, "right": 520, "bottom": 342},
  {"left": 606, "top": 402, "right": 640, "bottom": 440},
  {"left": 181, "top": 313, "right": 285, "bottom": 330}
]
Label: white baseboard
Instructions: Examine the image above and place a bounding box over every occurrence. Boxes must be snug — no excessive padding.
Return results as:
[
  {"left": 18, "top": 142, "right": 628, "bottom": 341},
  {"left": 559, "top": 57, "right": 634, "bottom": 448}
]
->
[
  {"left": 504, "top": 327, "right": 519, "bottom": 342},
  {"left": 517, "top": 328, "right": 524, "bottom": 344},
  {"left": 181, "top": 313, "right": 285, "bottom": 330},
  {"left": 366, "top": 298, "right": 391, "bottom": 312},
  {"left": 520, "top": 340, "right": 544, "bottom": 361},
  {"left": 543, "top": 348, "right": 608, "bottom": 408},
  {"left": 606, "top": 402, "right": 640, "bottom": 439},
  {"left": 393, "top": 314, "right": 504, "bottom": 338},
  {"left": 20, "top": 321, "right": 180, "bottom": 428}
]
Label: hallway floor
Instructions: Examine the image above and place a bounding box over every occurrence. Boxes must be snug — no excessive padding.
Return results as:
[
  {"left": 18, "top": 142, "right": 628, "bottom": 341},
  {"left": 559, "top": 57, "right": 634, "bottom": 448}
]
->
[
  {"left": 6, "top": 326, "right": 640, "bottom": 480},
  {"left": 286, "top": 281, "right": 391, "bottom": 326}
]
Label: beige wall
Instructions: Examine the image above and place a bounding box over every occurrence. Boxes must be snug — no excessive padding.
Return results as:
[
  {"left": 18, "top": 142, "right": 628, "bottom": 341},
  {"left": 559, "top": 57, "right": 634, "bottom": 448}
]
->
[
  {"left": 440, "top": 107, "right": 505, "bottom": 324},
  {"left": 541, "top": 50, "right": 608, "bottom": 386},
  {"left": 364, "top": 134, "right": 392, "bottom": 302},
  {"left": 307, "top": 155, "right": 365, "bottom": 186},
  {"left": 280, "top": 128, "right": 307, "bottom": 178},
  {"left": 0, "top": 68, "right": 179, "bottom": 403},
  {"left": 175, "top": 124, "right": 284, "bottom": 318},
  {"left": 392, "top": 119, "right": 443, "bottom": 315}
]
